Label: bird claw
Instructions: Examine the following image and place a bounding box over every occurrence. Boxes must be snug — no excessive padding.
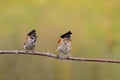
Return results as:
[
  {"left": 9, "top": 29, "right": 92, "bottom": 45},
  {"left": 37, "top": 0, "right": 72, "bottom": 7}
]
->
[
  {"left": 66, "top": 55, "right": 70, "bottom": 59},
  {"left": 32, "top": 50, "right": 34, "bottom": 54},
  {"left": 57, "top": 55, "right": 63, "bottom": 60}
]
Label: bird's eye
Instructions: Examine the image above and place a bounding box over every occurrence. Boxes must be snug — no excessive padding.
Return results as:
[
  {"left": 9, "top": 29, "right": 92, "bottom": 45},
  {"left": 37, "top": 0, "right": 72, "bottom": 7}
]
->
[{"left": 31, "top": 37, "right": 34, "bottom": 39}]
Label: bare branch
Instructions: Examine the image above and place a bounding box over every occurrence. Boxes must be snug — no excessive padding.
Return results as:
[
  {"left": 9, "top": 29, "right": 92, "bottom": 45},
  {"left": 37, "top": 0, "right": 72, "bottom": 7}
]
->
[{"left": 0, "top": 50, "right": 120, "bottom": 64}]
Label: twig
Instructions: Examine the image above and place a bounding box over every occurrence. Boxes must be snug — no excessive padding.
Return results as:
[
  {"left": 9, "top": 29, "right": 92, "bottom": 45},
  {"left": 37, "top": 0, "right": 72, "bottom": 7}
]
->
[{"left": 0, "top": 50, "right": 120, "bottom": 64}]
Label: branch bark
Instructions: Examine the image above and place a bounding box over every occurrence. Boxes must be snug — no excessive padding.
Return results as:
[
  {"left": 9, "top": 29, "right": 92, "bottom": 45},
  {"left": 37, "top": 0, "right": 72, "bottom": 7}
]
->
[{"left": 0, "top": 50, "right": 120, "bottom": 64}]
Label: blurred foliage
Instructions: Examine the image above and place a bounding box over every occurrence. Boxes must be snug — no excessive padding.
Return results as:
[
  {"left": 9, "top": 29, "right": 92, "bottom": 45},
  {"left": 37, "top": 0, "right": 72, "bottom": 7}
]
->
[{"left": 0, "top": 0, "right": 120, "bottom": 80}]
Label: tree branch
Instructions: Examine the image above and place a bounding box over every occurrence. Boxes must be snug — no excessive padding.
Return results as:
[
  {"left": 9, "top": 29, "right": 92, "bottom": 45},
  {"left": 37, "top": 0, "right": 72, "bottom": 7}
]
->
[{"left": 0, "top": 50, "right": 120, "bottom": 64}]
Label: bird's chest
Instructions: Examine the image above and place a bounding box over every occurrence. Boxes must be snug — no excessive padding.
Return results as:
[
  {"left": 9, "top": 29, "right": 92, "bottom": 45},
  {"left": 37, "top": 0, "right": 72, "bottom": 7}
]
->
[{"left": 58, "top": 42, "right": 71, "bottom": 54}]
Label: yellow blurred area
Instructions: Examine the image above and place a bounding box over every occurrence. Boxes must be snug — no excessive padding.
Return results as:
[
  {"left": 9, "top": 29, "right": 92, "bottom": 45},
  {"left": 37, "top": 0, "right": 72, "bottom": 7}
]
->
[{"left": 0, "top": 0, "right": 120, "bottom": 80}]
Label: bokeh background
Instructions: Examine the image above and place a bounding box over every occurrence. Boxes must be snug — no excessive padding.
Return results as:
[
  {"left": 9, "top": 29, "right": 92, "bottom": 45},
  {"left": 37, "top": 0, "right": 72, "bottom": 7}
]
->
[{"left": 0, "top": 0, "right": 120, "bottom": 80}]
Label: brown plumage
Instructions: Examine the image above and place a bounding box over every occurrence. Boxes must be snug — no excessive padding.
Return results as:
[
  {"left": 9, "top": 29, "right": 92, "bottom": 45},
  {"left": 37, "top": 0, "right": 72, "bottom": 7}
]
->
[
  {"left": 57, "top": 31, "right": 72, "bottom": 60},
  {"left": 24, "top": 30, "right": 37, "bottom": 53}
]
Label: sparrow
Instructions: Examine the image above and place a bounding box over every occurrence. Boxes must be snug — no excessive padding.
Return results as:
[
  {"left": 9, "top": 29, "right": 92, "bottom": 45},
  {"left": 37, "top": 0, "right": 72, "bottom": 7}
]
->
[
  {"left": 24, "top": 29, "right": 37, "bottom": 53},
  {"left": 57, "top": 31, "right": 72, "bottom": 60}
]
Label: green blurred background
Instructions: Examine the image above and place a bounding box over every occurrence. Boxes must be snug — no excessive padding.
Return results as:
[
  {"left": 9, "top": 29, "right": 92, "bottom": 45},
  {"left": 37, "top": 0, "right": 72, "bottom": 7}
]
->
[{"left": 0, "top": 0, "right": 120, "bottom": 80}]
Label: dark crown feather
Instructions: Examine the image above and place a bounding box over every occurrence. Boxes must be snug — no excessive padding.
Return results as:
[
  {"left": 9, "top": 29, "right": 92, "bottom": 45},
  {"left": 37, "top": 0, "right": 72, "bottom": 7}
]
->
[
  {"left": 60, "top": 31, "right": 72, "bottom": 38},
  {"left": 27, "top": 30, "right": 36, "bottom": 36}
]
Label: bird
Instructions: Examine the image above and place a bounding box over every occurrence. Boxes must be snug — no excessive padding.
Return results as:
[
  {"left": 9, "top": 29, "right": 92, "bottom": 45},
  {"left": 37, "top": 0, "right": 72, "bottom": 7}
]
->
[
  {"left": 57, "top": 31, "right": 72, "bottom": 60},
  {"left": 24, "top": 29, "right": 37, "bottom": 53}
]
